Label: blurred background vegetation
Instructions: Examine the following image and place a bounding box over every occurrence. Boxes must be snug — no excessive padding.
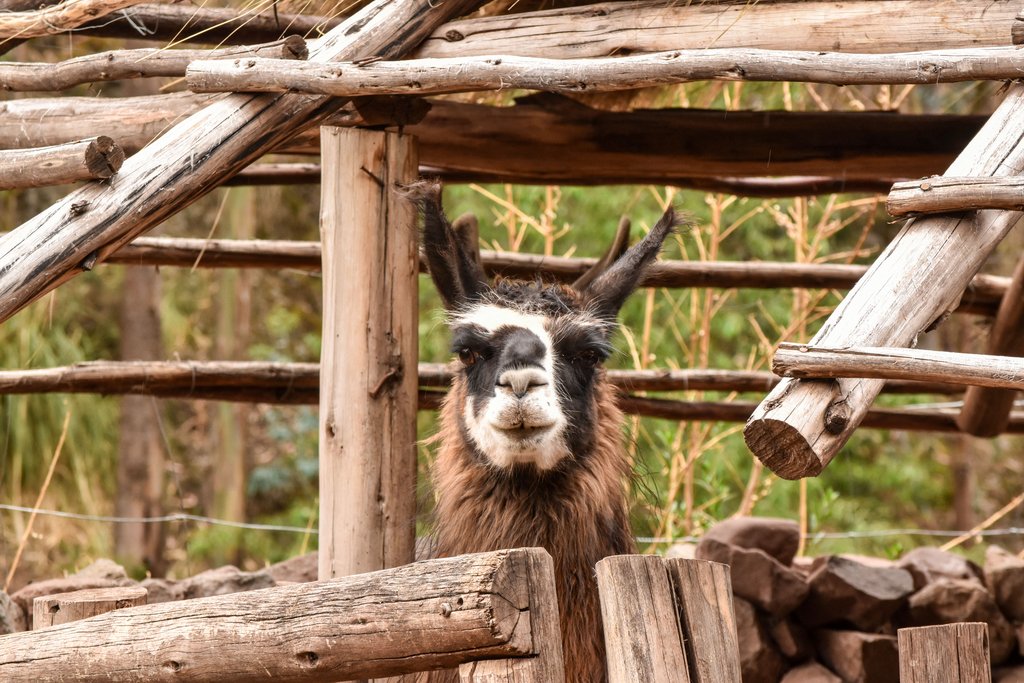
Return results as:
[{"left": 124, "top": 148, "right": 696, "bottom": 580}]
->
[{"left": 2, "top": 0, "right": 1023, "bottom": 586}]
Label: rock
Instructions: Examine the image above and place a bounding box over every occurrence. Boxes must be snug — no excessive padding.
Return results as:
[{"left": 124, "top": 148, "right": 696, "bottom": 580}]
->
[
  {"left": 266, "top": 552, "right": 317, "bottom": 583},
  {"left": 903, "top": 578, "right": 1016, "bottom": 664},
  {"left": 700, "top": 516, "right": 800, "bottom": 566},
  {"left": 140, "top": 578, "right": 179, "bottom": 604},
  {"left": 697, "top": 539, "right": 809, "bottom": 617},
  {"left": 898, "top": 547, "right": 983, "bottom": 591},
  {"left": 839, "top": 554, "right": 898, "bottom": 569},
  {"left": 734, "top": 597, "right": 786, "bottom": 683},
  {"left": 769, "top": 617, "right": 814, "bottom": 661},
  {"left": 796, "top": 556, "right": 914, "bottom": 630},
  {"left": 142, "top": 566, "right": 275, "bottom": 604},
  {"left": 781, "top": 662, "right": 842, "bottom": 683},
  {"left": 74, "top": 558, "right": 129, "bottom": 582},
  {"left": 814, "top": 629, "right": 899, "bottom": 683},
  {"left": 995, "top": 665, "right": 1024, "bottom": 683},
  {"left": 985, "top": 545, "right": 1024, "bottom": 622},
  {"left": 664, "top": 542, "right": 697, "bottom": 560},
  {"left": 0, "top": 591, "right": 26, "bottom": 634}
]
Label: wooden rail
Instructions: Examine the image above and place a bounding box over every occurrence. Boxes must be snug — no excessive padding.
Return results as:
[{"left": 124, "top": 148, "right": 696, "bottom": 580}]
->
[
  {"left": 0, "top": 137, "right": 124, "bottom": 189},
  {"left": 0, "top": 549, "right": 562, "bottom": 682},
  {"left": 888, "top": 176, "right": 1024, "bottom": 215}
]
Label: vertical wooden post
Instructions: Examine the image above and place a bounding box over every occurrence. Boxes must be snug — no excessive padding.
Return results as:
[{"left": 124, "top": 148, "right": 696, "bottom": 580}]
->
[
  {"left": 666, "top": 559, "right": 742, "bottom": 683},
  {"left": 33, "top": 587, "right": 147, "bottom": 629},
  {"left": 898, "top": 623, "right": 991, "bottom": 683},
  {"left": 318, "top": 127, "right": 419, "bottom": 580},
  {"left": 597, "top": 555, "right": 690, "bottom": 683}
]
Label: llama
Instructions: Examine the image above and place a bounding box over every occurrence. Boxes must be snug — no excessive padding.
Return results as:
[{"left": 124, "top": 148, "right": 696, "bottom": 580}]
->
[{"left": 419, "top": 185, "right": 678, "bottom": 683}]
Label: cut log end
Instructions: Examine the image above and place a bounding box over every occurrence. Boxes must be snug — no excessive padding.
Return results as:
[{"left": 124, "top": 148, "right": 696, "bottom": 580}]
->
[
  {"left": 282, "top": 34, "right": 309, "bottom": 60},
  {"left": 743, "top": 417, "right": 823, "bottom": 480},
  {"left": 84, "top": 136, "right": 125, "bottom": 178}
]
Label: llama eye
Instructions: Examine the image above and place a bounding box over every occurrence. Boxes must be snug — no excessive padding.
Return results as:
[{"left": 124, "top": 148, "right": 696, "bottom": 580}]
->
[
  {"left": 458, "top": 347, "right": 479, "bottom": 366},
  {"left": 574, "top": 350, "right": 600, "bottom": 366}
]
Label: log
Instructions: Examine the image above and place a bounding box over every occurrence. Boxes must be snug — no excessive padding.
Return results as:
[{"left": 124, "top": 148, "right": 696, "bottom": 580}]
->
[
  {"left": 32, "top": 587, "right": 147, "bottom": 629},
  {"left": 0, "top": 0, "right": 484, "bottom": 326},
  {"left": 318, "top": 128, "right": 418, "bottom": 580},
  {"left": 0, "top": 37, "right": 308, "bottom": 92},
  {"left": 743, "top": 82, "right": 1024, "bottom": 480},
  {"left": 898, "top": 623, "right": 991, "bottom": 683},
  {"left": 415, "top": 0, "right": 1022, "bottom": 60},
  {"left": 958, "top": 254, "right": 1024, "bottom": 435},
  {"left": 665, "top": 559, "right": 742, "bottom": 683},
  {"left": 0, "top": 549, "right": 552, "bottom": 682},
  {"left": 773, "top": 342, "right": 1024, "bottom": 390},
  {"left": 187, "top": 47, "right": 1024, "bottom": 101},
  {"left": 0, "top": 92, "right": 988, "bottom": 181},
  {"left": 0, "top": 137, "right": 124, "bottom": 190},
  {"left": 888, "top": 176, "right": 1024, "bottom": 215},
  {"left": 227, "top": 162, "right": 322, "bottom": 186},
  {"left": 596, "top": 555, "right": 690, "bottom": 683},
  {"left": 0, "top": 0, "right": 148, "bottom": 39}
]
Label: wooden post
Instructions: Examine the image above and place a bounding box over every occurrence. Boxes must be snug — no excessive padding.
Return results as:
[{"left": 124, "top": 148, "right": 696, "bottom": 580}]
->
[
  {"left": 666, "top": 559, "right": 742, "bottom": 683},
  {"left": 596, "top": 555, "right": 690, "bottom": 683},
  {"left": 318, "top": 127, "right": 418, "bottom": 580},
  {"left": 744, "top": 82, "right": 1024, "bottom": 480},
  {"left": 898, "top": 623, "right": 991, "bottom": 683},
  {"left": 32, "top": 586, "right": 147, "bottom": 629}
]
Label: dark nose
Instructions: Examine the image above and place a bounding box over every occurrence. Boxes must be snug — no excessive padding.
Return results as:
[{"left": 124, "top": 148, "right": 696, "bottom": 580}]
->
[{"left": 498, "top": 328, "right": 546, "bottom": 373}]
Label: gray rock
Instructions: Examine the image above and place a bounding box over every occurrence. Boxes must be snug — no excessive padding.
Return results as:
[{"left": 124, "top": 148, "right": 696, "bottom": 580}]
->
[
  {"left": 700, "top": 516, "right": 801, "bottom": 566},
  {"left": 734, "top": 597, "right": 786, "bottom": 683},
  {"left": 985, "top": 545, "right": 1024, "bottom": 622},
  {"left": 142, "top": 566, "right": 276, "bottom": 604},
  {"left": 904, "top": 578, "right": 1016, "bottom": 664},
  {"left": 0, "top": 591, "right": 26, "bottom": 634},
  {"left": 814, "top": 629, "right": 898, "bottom": 683},
  {"left": 769, "top": 617, "right": 813, "bottom": 662},
  {"left": 697, "top": 538, "right": 809, "bottom": 617},
  {"left": 266, "top": 552, "right": 317, "bottom": 583},
  {"left": 781, "top": 662, "right": 842, "bottom": 683},
  {"left": 797, "top": 556, "right": 914, "bottom": 631},
  {"left": 898, "top": 547, "right": 982, "bottom": 591}
]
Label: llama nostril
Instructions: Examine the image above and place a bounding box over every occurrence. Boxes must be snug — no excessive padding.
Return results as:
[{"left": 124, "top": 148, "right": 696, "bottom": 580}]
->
[{"left": 497, "top": 367, "right": 548, "bottom": 398}]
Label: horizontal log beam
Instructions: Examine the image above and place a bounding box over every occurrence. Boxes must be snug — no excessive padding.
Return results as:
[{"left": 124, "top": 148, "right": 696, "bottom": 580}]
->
[
  {"left": 187, "top": 47, "right": 1024, "bottom": 100},
  {"left": 888, "top": 176, "right": 1024, "bottom": 215},
  {"left": 0, "top": 92, "right": 986, "bottom": 182},
  {"left": 0, "top": 360, "right": 962, "bottom": 401},
  {"left": 773, "top": 342, "right": 1024, "bottom": 390},
  {"left": 0, "top": 0, "right": 146, "bottom": 39},
  {"left": 0, "top": 137, "right": 123, "bottom": 190},
  {"left": 415, "top": 0, "right": 1022, "bottom": 60},
  {"left": 0, "top": 37, "right": 307, "bottom": 93},
  {"left": 0, "top": 548, "right": 548, "bottom": 682}
]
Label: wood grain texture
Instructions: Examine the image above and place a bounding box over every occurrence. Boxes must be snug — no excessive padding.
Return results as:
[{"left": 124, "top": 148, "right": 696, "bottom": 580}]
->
[
  {"left": 958, "top": 254, "right": 1024, "bottom": 435},
  {"left": 318, "top": 128, "right": 418, "bottom": 580},
  {"left": 898, "top": 623, "right": 991, "bottom": 683},
  {"left": 32, "top": 587, "right": 147, "bottom": 629},
  {"left": 0, "top": 36, "right": 307, "bottom": 92},
  {"left": 597, "top": 555, "right": 689, "bottom": 683},
  {"left": 0, "top": 0, "right": 148, "bottom": 39},
  {"left": 744, "top": 82, "right": 1024, "bottom": 480},
  {"left": 772, "top": 342, "right": 1024, "bottom": 390},
  {"left": 0, "top": 136, "right": 124, "bottom": 189},
  {"left": 0, "top": 549, "right": 542, "bottom": 682},
  {"left": 0, "top": 0, "right": 483, "bottom": 326},
  {"left": 666, "top": 560, "right": 741, "bottom": 683},
  {"left": 187, "top": 46, "right": 1024, "bottom": 99},
  {"left": 415, "top": 0, "right": 1021, "bottom": 60},
  {"left": 889, "top": 176, "right": 1024, "bottom": 215}
]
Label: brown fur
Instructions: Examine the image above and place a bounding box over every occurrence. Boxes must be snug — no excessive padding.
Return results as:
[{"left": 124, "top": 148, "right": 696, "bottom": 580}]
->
[{"left": 432, "top": 375, "right": 635, "bottom": 682}]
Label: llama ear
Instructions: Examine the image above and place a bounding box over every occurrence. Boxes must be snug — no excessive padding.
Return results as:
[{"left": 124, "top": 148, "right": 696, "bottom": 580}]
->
[
  {"left": 418, "top": 183, "right": 488, "bottom": 310},
  {"left": 576, "top": 207, "right": 680, "bottom": 319},
  {"left": 572, "top": 216, "right": 631, "bottom": 291}
]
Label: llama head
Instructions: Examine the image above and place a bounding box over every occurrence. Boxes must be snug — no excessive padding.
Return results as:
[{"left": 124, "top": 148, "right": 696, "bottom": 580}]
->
[{"left": 420, "top": 184, "right": 678, "bottom": 471}]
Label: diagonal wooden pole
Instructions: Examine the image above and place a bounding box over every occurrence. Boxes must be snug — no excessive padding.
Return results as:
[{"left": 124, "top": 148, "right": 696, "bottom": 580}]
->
[
  {"left": 0, "top": 0, "right": 481, "bottom": 324},
  {"left": 744, "top": 82, "right": 1024, "bottom": 479}
]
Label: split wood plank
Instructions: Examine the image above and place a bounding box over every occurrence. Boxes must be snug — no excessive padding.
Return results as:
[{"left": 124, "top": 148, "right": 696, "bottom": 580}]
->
[
  {"left": 32, "top": 586, "right": 147, "bottom": 629},
  {"left": 773, "top": 342, "right": 1024, "bottom": 390},
  {"left": 665, "top": 560, "right": 742, "bottom": 683},
  {"left": 0, "top": 0, "right": 484, "bottom": 326},
  {"left": 318, "top": 128, "right": 418, "bottom": 580},
  {"left": 889, "top": 176, "right": 1024, "bottom": 215},
  {"left": 957, "top": 254, "right": 1024, "bottom": 435},
  {"left": 0, "top": 549, "right": 547, "bottom": 682},
  {"left": 743, "top": 82, "right": 1024, "bottom": 480},
  {"left": 187, "top": 47, "right": 1024, "bottom": 99},
  {"left": 0, "top": 92, "right": 985, "bottom": 181},
  {"left": 0, "top": 137, "right": 124, "bottom": 190},
  {"left": 0, "top": 0, "right": 148, "bottom": 39},
  {"left": 898, "top": 623, "right": 991, "bottom": 683},
  {"left": 0, "top": 36, "right": 307, "bottom": 92},
  {"left": 415, "top": 0, "right": 1021, "bottom": 60},
  {"left": 0, "top": 360, "right": 963, "bottom": 401},
  {"left": 597, "top": 555, "right": 690, "bottom": 683}
]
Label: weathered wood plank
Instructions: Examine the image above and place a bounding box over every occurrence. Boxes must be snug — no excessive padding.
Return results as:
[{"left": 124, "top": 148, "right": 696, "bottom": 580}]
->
[
  {"left": 0, "top": 0, "right": 148, "bottom": 39},
  {"left": 597, "top": 555, "right": 690, "bottom": 683},
  {"left": 0, "top": 0, "right": 483, "bottom": 326},
  {"left": 187, "top": 47, "right": 1024, "bottom": 99},
  {"left": 665, "top": 560, "right": 741, "bottom": 683},
  {"left": 0, "top": 37, "right": 307, "bottom": 92},
  {"left": 0, "top": 549, "right": 546, "bottom": 682},
  {"left": 744, "top": 82, "right": 1024, "bottom": 480},
  {"left": 318, "top": 127, "right": 418, "bottom": 580},
  {"left": 898, "top": 623, "right": 991, "bottom": 683},
  {"left": 0, "top": 137, "right": 124, "bottom": 189},
  {"left": 889, "top": 176, "right": 1024, "bottom": 215},
  {"left": 773, "top": 342, "right": 1024, "bottom": 390},
  {"left": 32, "top": 587, "right": 147, "bottom": 629}
]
